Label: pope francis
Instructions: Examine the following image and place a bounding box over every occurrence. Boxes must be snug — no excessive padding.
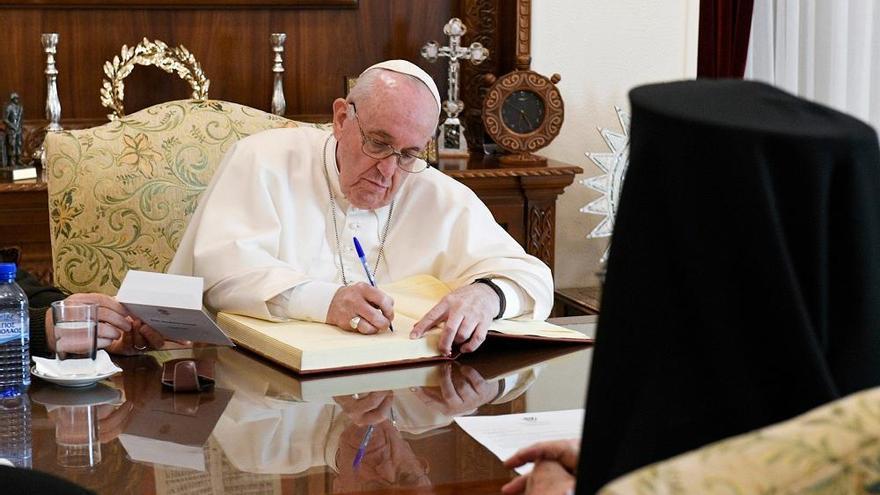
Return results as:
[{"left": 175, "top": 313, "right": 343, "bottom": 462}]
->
[{"left": 168, "top": 60, "right": 553, "bottom": 354}]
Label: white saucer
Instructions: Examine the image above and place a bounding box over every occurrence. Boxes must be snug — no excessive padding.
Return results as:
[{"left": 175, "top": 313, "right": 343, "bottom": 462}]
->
[{"left": 30, "top": 365, "right": 120, "bottom": 388}]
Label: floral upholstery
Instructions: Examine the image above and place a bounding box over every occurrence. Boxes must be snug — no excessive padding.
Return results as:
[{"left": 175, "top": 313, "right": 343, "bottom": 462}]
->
[
  {"left": 599, "top": 386, "right": 880, "bottom": 494},
  {"left": 45, "top": 99, "right": 327, "bottom": 294}
]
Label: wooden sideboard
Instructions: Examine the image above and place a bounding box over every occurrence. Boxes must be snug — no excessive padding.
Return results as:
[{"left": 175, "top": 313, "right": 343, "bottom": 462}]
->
[
  {"left": 0, "top": 178, "right": 52, "bottom": 284},
  {"left": 1, "top": 154, "right": 580, "bottom": 285},
  {"left": 439, "top": 154, "right": 581, "bottom": 273}
]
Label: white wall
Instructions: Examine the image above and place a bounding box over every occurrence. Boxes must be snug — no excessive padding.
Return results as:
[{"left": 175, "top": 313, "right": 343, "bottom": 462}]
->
[{"left": 533, "top": 0, "right": 699, "bottom": 289}]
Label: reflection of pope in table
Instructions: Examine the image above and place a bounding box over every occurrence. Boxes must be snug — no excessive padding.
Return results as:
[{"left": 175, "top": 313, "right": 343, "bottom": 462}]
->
[{"left": 211, "top": 357, "right": 539, "bottom": 482}]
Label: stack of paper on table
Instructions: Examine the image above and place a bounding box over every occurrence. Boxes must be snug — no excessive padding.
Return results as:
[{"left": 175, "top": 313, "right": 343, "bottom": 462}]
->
[{"left": 217, "top": 275, "right": 591, "bottom": 374}]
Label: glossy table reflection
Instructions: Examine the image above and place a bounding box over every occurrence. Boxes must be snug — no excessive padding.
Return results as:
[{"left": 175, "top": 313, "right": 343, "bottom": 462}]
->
[{"left": 26, "top": 316, "right": 595, "bottom": 494}]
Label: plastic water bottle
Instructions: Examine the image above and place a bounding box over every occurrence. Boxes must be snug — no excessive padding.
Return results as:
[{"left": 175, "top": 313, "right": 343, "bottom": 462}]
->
[
  {"left": 0, "top": 263, "right": 29, "bottom": 391},
  {"left": 0, "top": 389, "right": 31, "bottom": 468}
]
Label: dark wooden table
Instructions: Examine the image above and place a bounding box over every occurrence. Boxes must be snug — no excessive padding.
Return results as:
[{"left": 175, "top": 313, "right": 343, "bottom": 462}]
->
[{"left": 22, "top": 316, "right": 595, "bottom": 494}]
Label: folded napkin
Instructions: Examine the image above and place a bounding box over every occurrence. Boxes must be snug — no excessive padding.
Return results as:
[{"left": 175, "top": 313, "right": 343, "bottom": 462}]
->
[{"left": 32, "top": 351, "right": 122, "bottom": 378}]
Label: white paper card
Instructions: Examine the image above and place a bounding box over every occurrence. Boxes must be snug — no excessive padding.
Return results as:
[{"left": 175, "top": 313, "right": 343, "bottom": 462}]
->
[
  {"left": 118, "top": 434, "right": 206, "bottom": 471},
  {"left": 454, "top": 409, "right": 584, "bottom": 475},
  {"left": 117, "top": 270, "right": 233, "bottom": 346},
  {"left": 12, "top": 167, "right": 37, "bottom": 181}
]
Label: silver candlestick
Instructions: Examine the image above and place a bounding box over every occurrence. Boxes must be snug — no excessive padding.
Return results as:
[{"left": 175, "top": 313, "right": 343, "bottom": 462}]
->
[
  {"left": 42, "top": 33, "right": 62, "bottom": 132},
  {"left": 270, "top": 33, "right": 287, "bottom": 116},
  {"left": 34, "top": 33, "right": 62, "bottom": 167},
  {"left": 421, "top": 18, "right": 488, "bottom": 156}
]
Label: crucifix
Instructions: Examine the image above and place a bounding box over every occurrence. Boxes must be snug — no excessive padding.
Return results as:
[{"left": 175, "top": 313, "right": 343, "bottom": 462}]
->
[{"left": 421, "top": 18, "right": 489, "bottom": 156}]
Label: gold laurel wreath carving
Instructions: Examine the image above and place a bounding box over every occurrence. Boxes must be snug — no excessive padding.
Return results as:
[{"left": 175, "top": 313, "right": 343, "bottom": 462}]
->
[{"left": 100, "top": 38, "right": 210, "bottom": 121}]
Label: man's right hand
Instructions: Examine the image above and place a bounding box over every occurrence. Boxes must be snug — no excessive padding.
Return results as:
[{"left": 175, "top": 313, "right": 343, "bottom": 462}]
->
[{"left": 326, "top": 282, "right": 395, "bottom": 334}]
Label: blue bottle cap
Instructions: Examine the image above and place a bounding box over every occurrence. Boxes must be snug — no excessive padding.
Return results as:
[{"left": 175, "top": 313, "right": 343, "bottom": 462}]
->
[{"left": 0, "top": 263, "right": 15, "bottom": 278}]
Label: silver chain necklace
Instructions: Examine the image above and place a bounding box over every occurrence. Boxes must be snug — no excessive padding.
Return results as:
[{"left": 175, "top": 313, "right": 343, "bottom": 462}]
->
[{"left": 322, "top": 136, "right": 394, "bottom": 286}]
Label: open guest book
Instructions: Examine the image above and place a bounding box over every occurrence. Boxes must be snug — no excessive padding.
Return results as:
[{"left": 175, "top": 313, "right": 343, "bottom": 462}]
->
[{"left": 216, "top": 275, "right": 591, "bottom": 374}]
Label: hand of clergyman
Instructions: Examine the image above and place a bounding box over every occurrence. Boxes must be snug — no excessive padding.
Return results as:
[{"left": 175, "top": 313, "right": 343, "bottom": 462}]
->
[
  {"left": 409, "top": 283, "right": 499, "bottom": 355},
  {"left": 501, "top": 439, "right": 580, "bottom": 495},
  {"left": 506, "top": 460, "right": 576, "bottom": 495},
  {"left": 327, "top": 283, "right": 395, "bottom": 334}
]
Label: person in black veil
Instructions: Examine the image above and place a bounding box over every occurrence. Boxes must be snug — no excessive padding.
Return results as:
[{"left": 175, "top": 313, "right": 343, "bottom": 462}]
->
[{"left": 503, "top": 80, "right": 880, "bottom": 494}]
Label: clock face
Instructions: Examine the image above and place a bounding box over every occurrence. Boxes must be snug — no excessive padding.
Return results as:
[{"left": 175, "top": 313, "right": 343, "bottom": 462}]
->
[
  {"left": 482, "top": 70, "right": 564, "bottom": 158},
  {"left": 501, "top": 90, "right": 545, "bottom": 134}
]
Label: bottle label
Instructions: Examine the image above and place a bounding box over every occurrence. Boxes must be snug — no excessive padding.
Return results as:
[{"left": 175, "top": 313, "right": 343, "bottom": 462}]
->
[{"left": 0, "top": 315, "right": 23, "bottom": 345}]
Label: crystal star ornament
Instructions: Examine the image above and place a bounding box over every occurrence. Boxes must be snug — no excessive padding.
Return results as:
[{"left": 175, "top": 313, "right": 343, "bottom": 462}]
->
[{"left": 581, "top": 106, "right": 630, "bottom": 261}]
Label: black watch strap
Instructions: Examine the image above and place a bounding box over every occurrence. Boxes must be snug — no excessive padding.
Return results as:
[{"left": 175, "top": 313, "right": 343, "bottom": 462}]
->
[{"left": 474, "top": 278, "right": 506, "bottom": 320}]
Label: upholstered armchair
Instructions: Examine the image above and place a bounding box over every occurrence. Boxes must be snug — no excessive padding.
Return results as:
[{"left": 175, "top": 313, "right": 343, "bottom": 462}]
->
[
  {"left": 599, "top": 386, "right": 880, "bottom": 494},
  {"left": 45, "top": 99, "right": 325, "bottom": 295}
]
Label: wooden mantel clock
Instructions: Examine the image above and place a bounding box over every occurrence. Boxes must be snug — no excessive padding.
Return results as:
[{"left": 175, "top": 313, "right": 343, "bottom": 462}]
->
[{"left": 482, "top": 0, "right": 564, "bottom": 167}]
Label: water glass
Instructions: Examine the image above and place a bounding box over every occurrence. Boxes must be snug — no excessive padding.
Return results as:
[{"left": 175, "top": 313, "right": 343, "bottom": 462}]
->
[
  {"left": 54, "top": 404, "right": 101, "bottom": 468},
  {"left": 51, "top": 301, "right": 98, "bottom": 361}
]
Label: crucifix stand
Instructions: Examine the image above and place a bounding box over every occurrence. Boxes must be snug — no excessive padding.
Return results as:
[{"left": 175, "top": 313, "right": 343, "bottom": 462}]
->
[{"left": 421, "top": 18, "right": 488, "bottom": 157}]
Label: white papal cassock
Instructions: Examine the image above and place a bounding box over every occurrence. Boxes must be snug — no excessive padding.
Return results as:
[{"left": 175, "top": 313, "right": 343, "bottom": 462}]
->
[{"left": 168, "top": 127, "right": 553, "bottom": 322}]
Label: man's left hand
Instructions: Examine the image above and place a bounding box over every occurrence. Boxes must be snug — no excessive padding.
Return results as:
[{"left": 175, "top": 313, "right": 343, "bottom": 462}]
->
[
  {"left": 106, "top": 318, "right": 166, "bottom": 355},
  {"left": 409, "top": 283, "right": 500, "bottom": 355}
]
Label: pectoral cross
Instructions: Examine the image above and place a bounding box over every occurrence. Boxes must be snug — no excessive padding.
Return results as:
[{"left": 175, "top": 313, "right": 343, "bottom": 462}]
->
[{"left": 422, "top": 18, "right": 489, "bottom": 155}]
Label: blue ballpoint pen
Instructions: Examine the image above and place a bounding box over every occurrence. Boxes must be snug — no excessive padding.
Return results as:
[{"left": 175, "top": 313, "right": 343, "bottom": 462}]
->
[
  {"left": 352, "top": 236, "right": 394, "bottom": 332},
  {"left": 352, "top": 424, "right": 374, "bottom": 469}
]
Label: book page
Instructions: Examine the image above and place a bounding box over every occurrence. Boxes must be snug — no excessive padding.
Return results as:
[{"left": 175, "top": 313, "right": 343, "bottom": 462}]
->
[
  {"left": 380, "top": 275, "right": 452, "bottom": 320},
  {"left": 489, "top": 319, "right": 591, "bottom": 341},
  {"left": 227, "top": 315, "right": 435, "bottom": 352}
]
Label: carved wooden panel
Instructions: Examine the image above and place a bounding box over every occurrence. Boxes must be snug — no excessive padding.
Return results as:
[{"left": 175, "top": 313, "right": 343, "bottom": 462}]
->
[
  {"left": 515, "top": 0, "right": 532, "bottom": 65},
  {"left": 527, "top": 202, "right": 555, "bottom": 268},
  {"left": 460, "top": 0, "right": 499, "bottom": 152}
]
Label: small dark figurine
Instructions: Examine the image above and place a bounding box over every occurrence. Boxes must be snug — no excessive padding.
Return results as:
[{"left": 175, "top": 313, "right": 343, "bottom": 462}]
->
[{"left": 3, "top": 93, "right": 23, "bottom": 168}]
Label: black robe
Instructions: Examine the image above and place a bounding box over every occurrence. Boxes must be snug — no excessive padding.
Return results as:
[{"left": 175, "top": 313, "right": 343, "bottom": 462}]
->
[{"left": 577, "top": 80, "right": 880, "bottom": 493}]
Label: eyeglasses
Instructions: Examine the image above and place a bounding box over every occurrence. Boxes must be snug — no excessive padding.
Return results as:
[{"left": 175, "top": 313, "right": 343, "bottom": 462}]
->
[{"left": 348, "top": 102, "right": 429, "bottom": 173}]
